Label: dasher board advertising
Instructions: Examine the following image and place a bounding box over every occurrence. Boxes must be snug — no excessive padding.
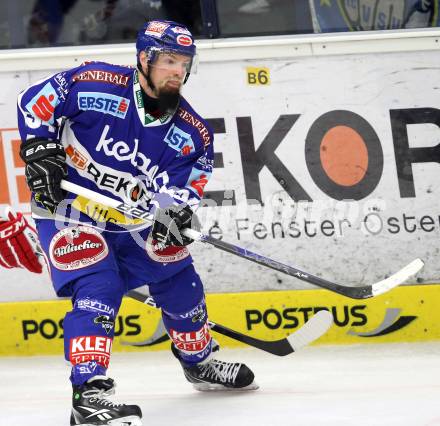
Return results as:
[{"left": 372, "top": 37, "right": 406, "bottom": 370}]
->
[{"left": 0, "top": 48, "right": 438, "bottom": 300}]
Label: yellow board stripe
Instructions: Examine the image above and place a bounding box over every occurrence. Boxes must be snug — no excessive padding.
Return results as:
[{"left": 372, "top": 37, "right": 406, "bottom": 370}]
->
[{"left": 0, "top": 284, "right": 439, "bottom": 356}]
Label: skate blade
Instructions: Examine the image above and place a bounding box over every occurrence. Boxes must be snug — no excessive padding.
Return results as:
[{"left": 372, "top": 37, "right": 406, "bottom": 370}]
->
[
  {"left": 76, "top": 415, "right": 142, "bottom": 426},
  {"left": 192, "top": 381, "right": 259, "bottom": 392}
]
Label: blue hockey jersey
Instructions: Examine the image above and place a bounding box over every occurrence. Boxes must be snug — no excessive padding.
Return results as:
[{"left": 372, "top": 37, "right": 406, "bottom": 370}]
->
[
  {"left": 17, "top": 62, "right": 215, "bottom": 291},
  {"left": 17, "top": 61, "right": 214, "bottom": 226}
]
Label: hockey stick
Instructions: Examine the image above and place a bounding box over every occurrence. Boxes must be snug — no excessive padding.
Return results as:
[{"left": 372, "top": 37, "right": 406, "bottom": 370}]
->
[
  {"left": 60, "top": 180, "right": 424, "bottom": 299},
  {"left": 124, "top": 289, "right": 333, "bottom": 356}
]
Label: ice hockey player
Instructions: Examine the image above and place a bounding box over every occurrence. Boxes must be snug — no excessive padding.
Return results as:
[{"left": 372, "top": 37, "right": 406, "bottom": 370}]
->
[{"left": 11, "top": 19, "right": 257, "bottom": 426}]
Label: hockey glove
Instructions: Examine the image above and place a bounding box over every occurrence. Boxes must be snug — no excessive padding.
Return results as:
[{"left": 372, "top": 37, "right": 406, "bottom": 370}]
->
[
  {"left": 152, "top": 204, "right": 200, "bottom": 247},
  {"left": 20, "top": 138, "right": 67, "bottom": 207},
  {"left": 0, "top": 209, "right": 44, "bottom": 273}
]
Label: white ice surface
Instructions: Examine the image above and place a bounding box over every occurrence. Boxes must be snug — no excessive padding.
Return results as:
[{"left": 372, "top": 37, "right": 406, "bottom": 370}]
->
[{"left": 1, "top": 343, "right": 440, "bottom": 426}]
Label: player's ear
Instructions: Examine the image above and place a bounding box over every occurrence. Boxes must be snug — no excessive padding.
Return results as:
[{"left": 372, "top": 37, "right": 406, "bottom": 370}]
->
[{"left": 139, "top": 51, "right": 148, "bottom": 70}]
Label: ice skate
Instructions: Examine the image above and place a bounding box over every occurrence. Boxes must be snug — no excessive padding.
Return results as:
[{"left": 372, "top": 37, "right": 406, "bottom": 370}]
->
[
  {"left": 70, "top": 376, "right": 142, "bottom": 426},
  {"left": 172, "top": 343, "right": 259, "bottom": 391}
]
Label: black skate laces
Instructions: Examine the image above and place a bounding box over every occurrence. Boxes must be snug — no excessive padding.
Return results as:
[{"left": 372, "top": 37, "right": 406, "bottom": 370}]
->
[{"left": 199, "top": 360, "right": 241, "bottom": 384}]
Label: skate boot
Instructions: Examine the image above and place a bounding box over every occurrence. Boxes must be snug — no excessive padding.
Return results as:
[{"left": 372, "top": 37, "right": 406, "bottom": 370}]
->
[
  {"left": 172, "top": 342, "right": 258, "bottom": 391},
  {"left": 70, "top": 375, "right": 142, "bottom": 425}
]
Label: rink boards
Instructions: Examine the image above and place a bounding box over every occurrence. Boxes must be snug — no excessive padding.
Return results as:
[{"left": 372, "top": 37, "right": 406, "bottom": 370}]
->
[
  {"left": 0, "top": 283, "right": 439, "bottom": 357},
  {"left": 2, "top": 36, "right": 440, "bottom": 302}
]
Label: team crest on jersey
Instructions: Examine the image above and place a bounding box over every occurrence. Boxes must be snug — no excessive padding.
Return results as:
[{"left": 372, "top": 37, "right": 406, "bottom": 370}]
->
[
  {"left": 25, "top": 82, "right": 60, "bottom": 124},
  {"left": 164, "top": 124, "right": 195, "bottom": 156},
  {"left": 78, "top": 92, "right": 130, "bottom": 118},
  {"left": 49, "top": 226, "right": 108, "bottom": 271},
  {"left": 146, "top": 233, "right": 190, "bottom": 263}
]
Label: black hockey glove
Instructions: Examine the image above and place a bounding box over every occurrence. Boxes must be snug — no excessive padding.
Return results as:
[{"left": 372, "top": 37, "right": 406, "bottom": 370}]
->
[
  {"left": 20, "top": 138, "right": 67, "bottom": 207},
  {"left": 152, "top": 204, "right": 200, "bottom": 247}
]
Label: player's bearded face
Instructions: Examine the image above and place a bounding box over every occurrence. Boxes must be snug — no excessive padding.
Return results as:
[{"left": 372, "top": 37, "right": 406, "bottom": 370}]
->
[{"left": 149, "top": 53, "right": 192, "bottom": 113}]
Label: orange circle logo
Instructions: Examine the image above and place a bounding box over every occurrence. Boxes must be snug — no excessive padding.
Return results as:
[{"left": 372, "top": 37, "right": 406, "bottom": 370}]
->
[{"left": 320, "top": 125, "right": 368, "bottom": 186}]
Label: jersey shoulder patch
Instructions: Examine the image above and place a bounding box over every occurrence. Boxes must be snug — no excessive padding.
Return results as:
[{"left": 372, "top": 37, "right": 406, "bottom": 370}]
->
[
  {"left": 71, "top": 62, "right": 133, "bottom": 88},
  {"left": 176, "top": 98, "right": 212, "bottom": 150}
]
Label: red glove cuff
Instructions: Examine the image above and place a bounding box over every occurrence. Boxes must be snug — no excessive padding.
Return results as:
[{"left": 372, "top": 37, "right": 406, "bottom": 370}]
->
[{"left": 0, "top": 211, "right": 43, "bottom": 274}]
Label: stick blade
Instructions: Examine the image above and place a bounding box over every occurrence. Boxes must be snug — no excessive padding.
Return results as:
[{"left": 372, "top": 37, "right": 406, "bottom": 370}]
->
[
  {"left": 288, "top": 310, "right": 333, "bottom": 351},
  {"left": 371, "top": 258, "right": 424, "bottom": 297}
]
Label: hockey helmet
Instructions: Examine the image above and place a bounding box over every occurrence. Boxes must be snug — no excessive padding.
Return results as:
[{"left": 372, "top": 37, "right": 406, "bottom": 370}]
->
[{"left": 136, "top": 20, "right": 197, "bottom": 83}]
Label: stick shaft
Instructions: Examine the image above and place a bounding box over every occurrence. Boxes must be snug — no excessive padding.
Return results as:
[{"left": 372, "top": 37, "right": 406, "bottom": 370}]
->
[{"left": 61, "top": 180, "right": 423, "bottom": 299}]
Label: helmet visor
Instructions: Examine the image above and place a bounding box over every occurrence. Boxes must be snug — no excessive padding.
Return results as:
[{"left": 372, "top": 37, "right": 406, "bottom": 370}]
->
[{"left": 148, "top": 48, "right": 198, "bottom": 75}]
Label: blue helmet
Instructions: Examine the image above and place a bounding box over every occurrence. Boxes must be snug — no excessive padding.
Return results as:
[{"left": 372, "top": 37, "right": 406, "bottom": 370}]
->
[{"left": 136, "top": 20, "right": 197, "bottom": 82}]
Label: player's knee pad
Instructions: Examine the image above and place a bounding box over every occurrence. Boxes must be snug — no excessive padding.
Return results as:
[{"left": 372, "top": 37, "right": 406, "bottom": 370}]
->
[
  {"left": 149, "top": 264, "right": 204, "bottom": 313},
  {"left": 63, "top": 272, "right": 125, "bottom": 382},
  {"left": 162, "top": 297, "right": 213, "bottom": 364},
  {"left": 149, "top": 265, "right": 211, "bottom": 364}
]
